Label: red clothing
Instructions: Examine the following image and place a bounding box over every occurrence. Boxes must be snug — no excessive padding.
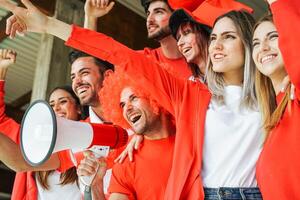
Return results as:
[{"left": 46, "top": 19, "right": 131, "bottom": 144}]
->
[
  {"left": 0, "top": 81, "right": 37, "bottom": 200},
  {"left": 66, "top": 26, "right": 211, "bottom": 199},
  {"left": 256, "top": 0, "right": 300, "bottom": 199},
  {"left": 108, "top": 136, "right": 175, "bottom": 200},
  {"left": 140, "top": 47, "right": 191, "bottom": 79}
]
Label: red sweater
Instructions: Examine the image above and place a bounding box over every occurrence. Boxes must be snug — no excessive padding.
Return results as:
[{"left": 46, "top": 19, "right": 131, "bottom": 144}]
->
[
  {"left": 0, "top": 81, "right": 37, "bottom": 200},
  {"left": 256, "top": 0, "right": 300, "bottom": 199},
  {"left": 66, "top": 27, "right": 211, "bottom": 199}
]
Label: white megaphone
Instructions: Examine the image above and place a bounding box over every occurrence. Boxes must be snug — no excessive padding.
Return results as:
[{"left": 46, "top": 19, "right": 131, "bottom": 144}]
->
[{"left": 20, "top": 100, "right": 128, "bottom": 167}]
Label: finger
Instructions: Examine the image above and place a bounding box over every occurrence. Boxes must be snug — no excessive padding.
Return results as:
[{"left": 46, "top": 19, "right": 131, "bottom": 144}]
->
[
  {"left": 128, "top": 150, "right": 133, "bottom": 162},
  {"left": 21, "top": 0, "right": 36, "bottom": 10},
  {"left": 134, "top": 135, "right": 143, "bottom": 149},
  {"left": 0, "top": 1, "right": 16, "bottom": 12},
  {"left": 105, "top": 1, "right": 115, "bottom": 12},
  {"left": 116, "top": 152, "right": 126, "bottom": 163},
  {"left": 77, "top": 165, "right": 97, "bottom": 176},
  {"left": 6, "top": 15, "right": 17, "bottom": 35},
  {"left": 280, "top": 75, "right": 290, "bottom": 92},
  {"left": 9, "top": 22, "right": 20, "bottom": 39},
  {"left": 290, "top": 84, "right": 295, "bottom": 100},
  {"left": 92, "top": 0, "right": 96, "bottom": 7}
]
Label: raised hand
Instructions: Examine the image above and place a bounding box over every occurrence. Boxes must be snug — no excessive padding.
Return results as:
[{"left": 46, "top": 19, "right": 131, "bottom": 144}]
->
[
  {"left": 114, "top": 134, "right": 144, "bottom": 163},
  {"left": 0, "top": 49, "right": 16, "bottom": 69},
  {"left": 85, "top": 0, "right": 115, "bottom": 19},
  {"left": 3, "top": 0, "right": 49, "bottom": 38}
]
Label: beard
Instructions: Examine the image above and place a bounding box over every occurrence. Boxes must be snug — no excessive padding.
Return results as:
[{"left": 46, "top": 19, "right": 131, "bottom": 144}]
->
[{"left": 148, "top": 25, "right": 172, "bottom": 41}]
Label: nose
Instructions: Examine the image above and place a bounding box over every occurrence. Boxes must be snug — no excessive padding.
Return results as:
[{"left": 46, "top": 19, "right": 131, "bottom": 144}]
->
[
  {"left": 72, "top": 75, "right": 82, "bottom": 88},
  {"left": 53, "top": 103, "right": 60, "bottom": 113},
  {"left": 146, "top": 12, "right": 154, "bottom": 25},
  {"left": 177, "top": 36, "right": 185, "bottom": 49},
  {"left": 212, "top": 38, "right": 223, "bottom": 50},
  {"left": 260, "top": 40, "right": 270, "bottom": 52}
]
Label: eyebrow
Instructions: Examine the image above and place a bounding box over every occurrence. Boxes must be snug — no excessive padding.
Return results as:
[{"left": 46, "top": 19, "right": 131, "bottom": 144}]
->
[
  {"left": 49, "top": 97, "right": 69, "bottom": 104},
  {"left": 211, "top": 31, "right": 237, "bottom": 37}
]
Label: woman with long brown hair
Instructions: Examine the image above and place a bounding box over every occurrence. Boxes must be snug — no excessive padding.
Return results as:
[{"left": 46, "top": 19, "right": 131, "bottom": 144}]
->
[{"left": 252, "top": 0, "right": 300, "bottom": 199}]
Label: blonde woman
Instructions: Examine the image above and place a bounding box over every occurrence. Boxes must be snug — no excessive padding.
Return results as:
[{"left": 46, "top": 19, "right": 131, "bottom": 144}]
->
[{"left": 252, "top": 0, "right": 300, "bottom": 199}]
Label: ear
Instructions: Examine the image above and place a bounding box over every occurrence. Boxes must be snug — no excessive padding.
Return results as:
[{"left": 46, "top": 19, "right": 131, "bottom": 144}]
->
[
  {"left": 103, "top": 69, "right": 114, "bottom": 77},
  {"left": 77, "top": 106, "right": 82, "bottom": 115}
]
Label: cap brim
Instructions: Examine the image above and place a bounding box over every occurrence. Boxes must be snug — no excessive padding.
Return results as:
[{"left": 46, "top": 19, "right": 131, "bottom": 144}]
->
[{"left": 169, "top": 9, "right": 211, "bottom": 39}]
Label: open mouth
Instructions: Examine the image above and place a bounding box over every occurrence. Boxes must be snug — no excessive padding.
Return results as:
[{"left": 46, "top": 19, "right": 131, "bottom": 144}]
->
[
  {"left": 213, "top": 53, "right": 225, "bottom": 59},
  {"left": 261, "top": 54, "right": 277, "bottom": 64},
  {"left": 129, "top": 114, "right": 142, "bottom": 124}
]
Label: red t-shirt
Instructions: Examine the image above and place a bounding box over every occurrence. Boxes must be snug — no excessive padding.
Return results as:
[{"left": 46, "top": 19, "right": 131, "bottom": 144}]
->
[{"left": 108, "top": 135, "right": 175, "bottom": 200}]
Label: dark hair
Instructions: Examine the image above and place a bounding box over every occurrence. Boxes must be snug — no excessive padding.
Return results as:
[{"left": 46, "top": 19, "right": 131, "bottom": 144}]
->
[
  {"left": 69, "top": 50, "right": 114, "bottom": 74},
  {"left": 140, "top": 0, "right": 173, "bottom": 13},
  {"left": 49, "top": 85, "right": 89, "bottom": 119}
]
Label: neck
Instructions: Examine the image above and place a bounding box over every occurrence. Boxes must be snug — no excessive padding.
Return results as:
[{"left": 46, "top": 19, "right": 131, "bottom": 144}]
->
[
  {"left": 144, "top": 114, "right": 174, "bottom": 140},
  {"left": 270, "top": 70, "right": 288, "bottom": 95},
  {"left": 159, "top": 35, "right": 183, "bottom": 59},
  {"left": 223, "top": 68, "right": 244, "bottom": 86},
  {"left": 91, "top": 104, "right": 105, "bottom": 121}
]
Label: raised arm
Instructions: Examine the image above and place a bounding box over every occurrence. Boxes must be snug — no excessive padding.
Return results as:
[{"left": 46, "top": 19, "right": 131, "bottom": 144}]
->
[
  {"left": 1, "top": 0, "right": 186, "bottom": 114},
  {"left": 84, "top": 0, "right": 114, "bottom": 30},
  {"left": 0, "top": 49, "right": 20, "bottom": 143},
  {"left": 269, "top": 0, "right": 300, "bottom": 90}
]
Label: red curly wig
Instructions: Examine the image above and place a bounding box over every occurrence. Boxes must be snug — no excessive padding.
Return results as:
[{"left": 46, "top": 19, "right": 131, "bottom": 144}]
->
[{"left": 99, "top": 69, "right": 163, "bottom": 129}]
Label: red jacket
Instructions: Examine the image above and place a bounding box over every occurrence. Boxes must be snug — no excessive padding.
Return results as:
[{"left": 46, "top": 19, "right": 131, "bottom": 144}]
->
[
  {"left": 256, "top": 0, "right": 300, "bottom": 199},
  {"left": 0, "top": 81, "right": 37, "bottom": 200},
  {"left": 66, "top": 28, "right": 211, "bottom": 199}
]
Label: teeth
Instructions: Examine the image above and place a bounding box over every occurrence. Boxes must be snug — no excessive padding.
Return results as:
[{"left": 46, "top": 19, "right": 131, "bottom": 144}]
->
[
  {"left": 214, "top": 54, "right": 224, "bottom": 59},
  {"left": 129, "top": 113, "right": 141, "bottom": 123},
  {"left": 261, "top": 55, "right": 275, "bottom": 64}
]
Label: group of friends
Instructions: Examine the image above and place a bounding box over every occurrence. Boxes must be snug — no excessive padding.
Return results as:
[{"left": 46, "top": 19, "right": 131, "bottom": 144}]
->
[{"left": 0, "top": 0, "right": 299, "bottom": 199}]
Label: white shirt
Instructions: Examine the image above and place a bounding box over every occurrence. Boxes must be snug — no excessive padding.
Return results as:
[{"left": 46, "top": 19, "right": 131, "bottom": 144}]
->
[
  {"left": 36, "top": 171, "right": 81, "bottom": 200},
  {"left": 84, "top": 107, "right": 111, "bottom": 194},
  {"left": 202, "top": 86, "right": 263, "bottom": 187}
]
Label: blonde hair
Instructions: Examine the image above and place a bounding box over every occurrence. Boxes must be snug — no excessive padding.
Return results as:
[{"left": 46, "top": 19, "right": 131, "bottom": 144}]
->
[
  {"left": 253, "top": 14, "right": 290, "bottom": 136},
  {"left": 206, "top": 10, "right": 257, "bottom": 110}
]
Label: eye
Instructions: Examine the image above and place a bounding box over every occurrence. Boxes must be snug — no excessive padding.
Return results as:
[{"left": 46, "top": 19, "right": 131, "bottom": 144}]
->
[
  {"left": 120, "top": 102, "right": 125, "bottom": 109},
  {"left": 224, "top": 34, "right": 236, "bottom": 40},
  {"left": 269, "top": 33, "right": 278, "bottom": 40},
  {"left": 252, "top": 41, "right": 260, "bottom": 48},
  {"left": 70, "top": 75, "right": 75, "bottom": 81},
  {"left": 50, "top": 103, "right": 55, "bottom": 108},
  {"left": 60, "top": 100, "right": 67, "bottom": 105}
]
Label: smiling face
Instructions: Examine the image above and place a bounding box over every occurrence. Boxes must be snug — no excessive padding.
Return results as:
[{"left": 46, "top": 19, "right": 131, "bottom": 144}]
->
[
  {"left": 70, "top": 57, "right": 103, "bottom": 107},
  {"left": 176, "top": 23, "right": 201, "bottom": 65},
  {"left": 120, "top": 87, "right": 161, "bottom": 134},
  {"left": 252, "top": 21, "right": 285, "bottom": 78},
  {"left": 49, "top": 89, "right": 80, "bottom": 121},
  {"left": 146, "top": 1, "right": 172, "bottom": 41},
  {"left": 209, "top": 17, "right": 245, "bottom": 80}
]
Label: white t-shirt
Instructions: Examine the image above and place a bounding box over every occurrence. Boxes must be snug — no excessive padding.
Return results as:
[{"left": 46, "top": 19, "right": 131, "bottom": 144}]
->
[
  {"left": 36, "top": 171, "right": 81, "bottom": 200},
  {"left": 202, "top": 86, "right": 263, "bottom": 187}
]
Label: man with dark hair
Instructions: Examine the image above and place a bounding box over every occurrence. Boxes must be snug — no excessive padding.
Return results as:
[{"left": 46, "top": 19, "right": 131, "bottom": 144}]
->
[
  {"left": 69, "top": 50, "right": 113, "bottom": 120},
  {"left": 84, "top": 0, "right": 191, "bottom": 79}
]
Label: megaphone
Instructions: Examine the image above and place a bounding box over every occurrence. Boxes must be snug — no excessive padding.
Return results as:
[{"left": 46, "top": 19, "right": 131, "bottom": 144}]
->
[{"left": 20, "top": 100, "right": 128, "bottom": 166}]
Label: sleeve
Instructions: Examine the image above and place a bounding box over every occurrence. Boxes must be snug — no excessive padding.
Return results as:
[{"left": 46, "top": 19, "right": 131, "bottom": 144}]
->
[
  {"left": 108, "top": 162, "right": 135, "bottom": 200},
  {"left": 65, "top": 26, "right": 186, "bottom": 116},
  {"left": 0, "top": 81, "right": 21, "bottom": 144},
  {"left": 271, "top": 0, "right": 300, "bottom": 94},
  {"left": 57, "top": 150, "right": 84, "bottom": 172}
]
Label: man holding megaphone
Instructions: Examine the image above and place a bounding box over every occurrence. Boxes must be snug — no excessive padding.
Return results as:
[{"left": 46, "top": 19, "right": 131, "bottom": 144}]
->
[{"left": 77, "top": 70, "right": 175, "bottom": 199}]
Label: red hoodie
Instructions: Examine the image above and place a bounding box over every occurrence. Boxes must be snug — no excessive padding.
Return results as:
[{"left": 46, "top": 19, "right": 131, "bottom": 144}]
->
[{"left": 256, "top": 0, "right": 300, "bottom": 199}]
